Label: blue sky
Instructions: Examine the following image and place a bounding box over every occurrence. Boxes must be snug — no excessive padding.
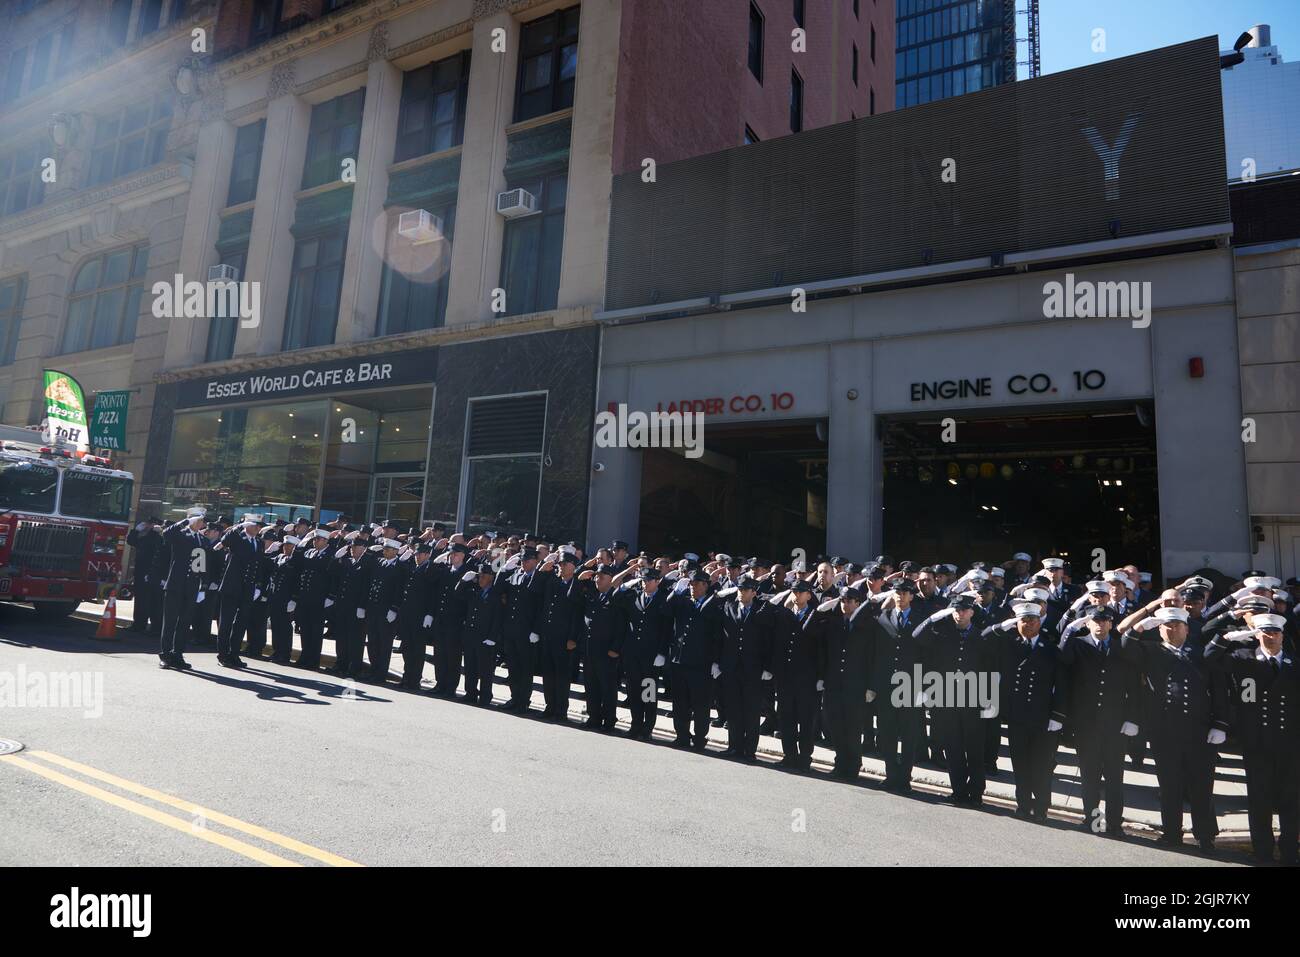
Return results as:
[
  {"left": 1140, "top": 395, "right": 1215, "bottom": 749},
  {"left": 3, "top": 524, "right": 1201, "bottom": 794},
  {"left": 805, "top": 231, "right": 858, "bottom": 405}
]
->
[{"left": 1035, "top": 0, "right": 1300, "bottom": 77}]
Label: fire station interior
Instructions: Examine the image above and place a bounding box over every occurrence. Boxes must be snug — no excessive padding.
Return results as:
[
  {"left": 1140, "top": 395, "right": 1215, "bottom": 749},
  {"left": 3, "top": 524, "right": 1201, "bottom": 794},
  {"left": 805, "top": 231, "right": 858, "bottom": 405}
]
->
[
  {"left": 880, "top": 402, "right": 1162, "bottom": 577},
  {"left": 638, "top": 421, "right": 829, "bottom": 562}
]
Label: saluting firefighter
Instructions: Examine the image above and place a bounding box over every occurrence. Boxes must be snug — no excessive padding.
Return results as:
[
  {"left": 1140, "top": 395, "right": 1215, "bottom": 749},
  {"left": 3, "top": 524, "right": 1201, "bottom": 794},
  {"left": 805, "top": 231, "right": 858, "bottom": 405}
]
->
[
  {"left": 244, "top": 526, "right": 279, "bottom": 659},
  {"left": 869, "top": 580, "right": 923, "bottom": 792},
  {"left": 266, "top": 534, "right": 301, "bottom": 665},
  {"left": 429, "top": 542, "right": 470, "bottom": 697},
  {"left": 215, "top": 514, "right": 264, "bottom": 668},
  {"left": 1118, "top": 598, "right": 1228, "bottom": 852},
  {"left": 1204, "top": 611, "right": 1299, "bottom": 864},
  {"left": 158, "top": 506, "right": 208, "bottom": 670},
  {"left": 362, "top": 538, "right": 405, "bottom": 684},
  {"left": 190, "top": 521, "right": 224, "bottom": 646},
  {"left": 981, "top": 601, "right": 1066, "bottom": 822},
  {"left": 614, "top": 566, "right": 672, "bottom": 739},
  {"left": 495, "top": 547, "right": 546, "bottom": 712},
  {"left": 332, "top": 537, "right": 374, "bottom": 679},
  {"left": 816, "top": 583, "right": 876, "bottom": 780},
  {"left": 396, "top": 541, "right": 437, "bottom": 690},
  {"left": 535, "top": 549, "right": 586, "bottom": 720},
  {"left": 295, "top": 529, "right": 336, "bottom": 670},
  {"left": 1058, "top": 605, "right": 1140, "bottom": 836},
  {"left": 460, "top": 561, "right": 504, "bottom": 706},
  {"left": 664, "top": 568, "right": 724, "bottom": 750},
  {"left": 915, "top": 594, "right": 990, "bottom": 806},
  {"left": 768, "top": 579, "right": 822, "bottom": 770},
  {"left": 127, "top": 517, "right": 163, "bottom": 635},
  {"left": 716, "top": 575, "right": 775, "bottom": 761},
  {"left": 578, "top": 562, "right": 625, "bottom": 731}
]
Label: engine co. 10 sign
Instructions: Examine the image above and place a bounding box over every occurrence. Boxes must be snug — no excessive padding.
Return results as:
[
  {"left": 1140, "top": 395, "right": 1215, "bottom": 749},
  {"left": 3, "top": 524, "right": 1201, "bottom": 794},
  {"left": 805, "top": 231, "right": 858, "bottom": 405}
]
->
[{"left": 909, "top": 370, "right": 1107, "bottom": 402}]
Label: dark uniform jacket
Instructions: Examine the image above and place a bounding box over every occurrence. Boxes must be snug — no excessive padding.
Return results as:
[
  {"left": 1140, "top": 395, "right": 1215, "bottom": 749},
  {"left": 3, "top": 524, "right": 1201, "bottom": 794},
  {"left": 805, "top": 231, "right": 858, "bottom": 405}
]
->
[
  {"left": 770, "top": 600, "right": 823, "bottom": 687},
  {"left": 333, "top": 555, "right": 373, "bottom": 610},
  {"left": 366, "top": 557, "right": 405, "bottom": 618},
  {"left": 1205, "top": 635, "right": 1299, "bottom": 751},
  {"left": 1058, "top": 628, "right": 1139, "bottom": 737},
  {"left": 398, "top": 559, "right": 436, "bottom": 619},
  {"left": 869, "top": 604, "right": 920, "bottom": 702},
  {"left": 1118, "top": 628, "right": 1229, "bottom": 748},
  {"left": 496, "top": 566, "right": 545, "bottom": 639},
  {"left": 126, "top": 526, "right": 162, "bottom": 586},
  {"left": 981, "top": 624, "right": 1067, "bottom": 728},
  {"left": 664, "top": 587, "right": 723, "bottom": 673},
  {"left": 460, "top": 579, "right": 503, "bottom": 647},
  {"left": 818, "top": 602, "right": 876, "bottom": 696},
  {"left": 217, "top": 530, "right": 260, "bottom": 598},
  {"left": 161, "top": 520, "right": 206, "bottom": 595},
  {"left": 266, "top": 552, "right": 299, "bottom": 603},
  {"left": 536, "top": 573, "right": 585, "bottom": 649},
  {"left": 718, "top": 597, "right": 776, "bottom": 679},
  {"left": 614, "top": 584, "right": 671, "bottom": 669},
  {"left": 914, "top": 614, "right": 989, "bottom": 714},
  {"left": 581, "top": 583, "right": 626, "bottom": 657}
]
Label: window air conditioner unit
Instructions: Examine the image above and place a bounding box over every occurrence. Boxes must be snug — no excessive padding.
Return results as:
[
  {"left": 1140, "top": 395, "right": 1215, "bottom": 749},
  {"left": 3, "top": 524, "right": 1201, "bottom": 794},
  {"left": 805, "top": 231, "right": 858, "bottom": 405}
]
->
[
  {"left": 397, "top": 208, "right": 445, "bottom": 245},
  {"left": 208, "top": 263, "right": 240, "bottom": 282},
  {"left": 496, "top": 188, "right": 539, "bottom": 219}
]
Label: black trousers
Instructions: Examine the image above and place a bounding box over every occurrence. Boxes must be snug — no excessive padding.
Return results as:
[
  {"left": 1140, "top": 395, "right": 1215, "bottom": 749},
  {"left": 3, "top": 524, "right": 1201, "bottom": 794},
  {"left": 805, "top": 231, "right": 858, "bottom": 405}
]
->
[
  {"left": 623, "top": 659, "right": 658, "bottom": 734},
  {"left": 877, "top": 703, "right": 923, "bottom": 788},
  {"left": 1007, "top": 724, "right": 1059, "bottom": 817},
  {"left": 367, "top": 610, "right": 397, "bottom": 681},
  {"left": 188, "top": 590, "right": 216, "bottom": 646},
  {"left": 776, "top": 676, "right": 818, "bottom": 763},
  {"left": 398, "top": 613, "right": 428, "bottom": 686},
  {"left": 936, "top": 711, "right": 986, "bottom": 801},
  {"left": 670, "top": 664, "right": 711, "bottom": 746},
  {"left": 217, "top": 592, "right": 252, "bottom": 659},
  {"left": 297, "top": 603, "right": 325, "bottom": 669},
  {"left": 1243, "top": 746, "right": 1300, "bottom": 861},
  {"left": 541, "top": 640, "right": 574, "bottom": 715},
  {"left": 337, "top": 610, "right": 367, "bottom": 676},
  {"left": 434, "top": 622, "right": 463, "bottom": 694},
  {"left": 722, "top": 670, "right": 763, "bottom": 756},
  {"left": 463, "top": 638, "right": 496, "bottom": 701},
  {"left": 159, "top": 586, "right": 194, "bottom": 658},
  {"left": 245, "top": 599, "right": 269, "bottom": 657},
  {"left": 1075, "top": 727, "right": 1128, "bottom": 832},
  {"left": 984, "top": 716, "right": 1002, "bottom": 769},
  {"left": 503, "top": 632, "right": 534, "bottom": 705},
  {"left": 269, "top": 600, "right": 294, "bottom": 661},
  {"left": 585, "top": 649, "right": 619, "bottom": 727},
  {"left": 823, "top": 687, "right": 866, "bottom": 775},
  {"left": 1151, "top": 738, "right": 1217, "bottom": 843}
]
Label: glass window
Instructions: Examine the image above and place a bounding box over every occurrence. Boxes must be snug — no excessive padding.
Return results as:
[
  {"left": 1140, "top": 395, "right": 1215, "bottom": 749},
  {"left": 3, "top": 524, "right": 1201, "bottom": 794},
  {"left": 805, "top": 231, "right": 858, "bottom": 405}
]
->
[
  {"left": 3, "top": 48, "right": 26, "bottom": 103},
  {"left": 0, "top": 460, "right": 57, "bottom": 513},
  {"left": 61, "top": 244, "right": 148, "bottom": 353},
  {"left": 87, "top": 97, "right": 172, "bottom": 187},
  {"left": 0, "top": 275, "right": 25, "bottom": 365},
  {"left": 226, "top": 120, "right": 265, "bottom": 207},
  {"left": 515, "top": 5, "right": 580, "bottom": 122},
  {"left": 249, "top": 0, "right": 285, "bottom": 46},
  {"left": 794, "top": 0, "right": 805, "bottom": 28},
  {"left": 790, "top": 69, "right": 803, "bottom": 132},
  {"left": 59, "top": 471, "right": 132, "bottom": 522},
  {"left": 463, "top": 456, "right": 541, "bottom": 536},
  {"left": 282, "top": 228, "right": 346, "bottom": 350},
  {"left": 138, "top": 0, "right": 164, "bottom": 37},
  {"left": 499, "top": 172, "right": 566, "bottom": 316},
  {"left": 0, "top": 142, "right": 46, "bottom": 217},
  {"left": 301, "top": 89, "right": 366, "bottom": 190},
  {"left": 394, "top": 51, "right": 470, "bottom": 163},
  {"left": 107, "top": 0, "right": 131, "bottom": 48},
  {"left": 206, "top": 247, "right": 247, "bottom": 362},
  {"left": 748, "top": 3, "right": 764, "bottom": 82},
  {"left": 376, "top": 204, "right": 454, "bottom": 337}
]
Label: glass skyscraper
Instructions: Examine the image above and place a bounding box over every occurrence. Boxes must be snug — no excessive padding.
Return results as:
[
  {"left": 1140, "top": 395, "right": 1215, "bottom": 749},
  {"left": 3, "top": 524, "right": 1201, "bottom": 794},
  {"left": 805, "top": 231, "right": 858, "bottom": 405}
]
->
[{"left": 895, "top": 0, "right": 1016, "bottom": 108}]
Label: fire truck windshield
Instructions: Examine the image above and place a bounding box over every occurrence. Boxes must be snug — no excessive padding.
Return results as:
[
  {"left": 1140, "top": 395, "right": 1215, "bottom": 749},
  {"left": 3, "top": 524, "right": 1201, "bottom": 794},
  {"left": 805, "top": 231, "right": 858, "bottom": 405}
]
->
[
  {"left": 59, "top": 470, "right": 132, "bottom": 522},
  {"left": 0, "top": 459, "right": 58, "bottom": 513}
]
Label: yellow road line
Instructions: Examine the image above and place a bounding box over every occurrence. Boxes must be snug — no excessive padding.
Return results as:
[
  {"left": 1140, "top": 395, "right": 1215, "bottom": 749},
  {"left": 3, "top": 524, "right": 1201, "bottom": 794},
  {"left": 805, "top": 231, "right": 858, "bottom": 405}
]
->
[
  {"left": 0, "top": 754, "right": 299, "bottom": 867},
  {"left": 23, "top": 750, "right": 362, "bottom": 868}
]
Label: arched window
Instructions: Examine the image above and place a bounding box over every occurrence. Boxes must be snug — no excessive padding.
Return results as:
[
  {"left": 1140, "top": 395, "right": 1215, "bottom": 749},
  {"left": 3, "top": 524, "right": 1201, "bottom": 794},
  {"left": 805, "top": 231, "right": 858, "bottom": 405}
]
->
[{"left": 61, "top": 244, "right": 148, "bottom": 354}]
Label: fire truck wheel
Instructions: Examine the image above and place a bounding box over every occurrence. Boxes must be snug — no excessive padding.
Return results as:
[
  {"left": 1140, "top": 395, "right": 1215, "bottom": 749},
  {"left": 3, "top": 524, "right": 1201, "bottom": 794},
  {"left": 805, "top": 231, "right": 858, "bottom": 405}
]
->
[{"left": 33, "top": 601, "right": 78, "bottom": 620}]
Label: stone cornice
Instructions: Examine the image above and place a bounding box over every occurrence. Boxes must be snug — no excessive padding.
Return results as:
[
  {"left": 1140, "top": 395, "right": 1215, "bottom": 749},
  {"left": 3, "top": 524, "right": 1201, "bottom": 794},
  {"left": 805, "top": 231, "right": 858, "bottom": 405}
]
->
[{"left": 155, "top": 306, "right": 597, "bottom": 384}]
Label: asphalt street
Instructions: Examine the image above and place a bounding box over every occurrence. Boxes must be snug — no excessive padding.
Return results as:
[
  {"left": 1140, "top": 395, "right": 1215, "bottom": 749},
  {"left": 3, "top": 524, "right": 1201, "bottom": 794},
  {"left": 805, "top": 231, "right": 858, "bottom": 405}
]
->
[{"left": 0, "top": 605, "right": 1243, "bottom": 867}]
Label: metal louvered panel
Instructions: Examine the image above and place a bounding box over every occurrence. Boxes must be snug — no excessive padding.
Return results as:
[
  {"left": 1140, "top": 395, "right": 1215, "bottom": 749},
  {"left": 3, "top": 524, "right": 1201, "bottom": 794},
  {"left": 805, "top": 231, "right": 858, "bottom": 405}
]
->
[
  {"left": 13, "top": 521, "right": 87, "bottom": 574},
  {"left": 606, "top": 38, "right": 1230, "bottom": 312},
  {"left": 467, "top": 394, "right": 547, "bottom": 457}
]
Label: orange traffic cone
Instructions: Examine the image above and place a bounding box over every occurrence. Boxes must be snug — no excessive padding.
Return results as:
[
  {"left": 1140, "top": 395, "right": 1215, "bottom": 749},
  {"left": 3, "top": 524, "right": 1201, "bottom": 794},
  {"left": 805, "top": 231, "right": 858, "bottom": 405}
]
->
[{"left": 94, "top": 590, "right": 119, "bottom": 640}]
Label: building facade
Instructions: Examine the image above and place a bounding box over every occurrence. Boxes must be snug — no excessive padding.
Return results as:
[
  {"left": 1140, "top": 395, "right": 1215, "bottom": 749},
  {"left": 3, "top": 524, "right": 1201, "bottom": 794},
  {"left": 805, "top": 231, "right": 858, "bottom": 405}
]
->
[
  {"left": 894, "top": 0, "right": 1013, "bottom": 109},
  {"left": 1221, "top": 24, "right": 1300, "bottom": 181},
  {"left": 0, "top": 0, "right": 209, "bottom": 486},
  {"left": 135, "top": 0, "right": 892, "bottom": 540},
  {"left": 590, "top": 39, "right": 1253, "bottom": 582}
]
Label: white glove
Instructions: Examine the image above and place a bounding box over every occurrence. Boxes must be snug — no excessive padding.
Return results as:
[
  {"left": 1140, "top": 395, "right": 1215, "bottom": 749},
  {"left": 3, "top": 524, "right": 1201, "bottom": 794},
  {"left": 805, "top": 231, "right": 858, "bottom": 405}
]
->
[
  {"left": 1120, "top": 721, "right": 1139, "bottom": 737},
  {"left": 998, "top": 619, "right": 1018, "bottom": 632},
  {"left": 1207, "top": 728, "right": 1226, "bottom": 746},
  {"left": 286, "top": 600, "right": 296, "bottom": 613},
  {"left": 195, "top": 590, "right": 205, "bottom": 604},
  {"left": 927, "top": 608, "right": 950, "bottom": 624},
  {"left": 460, "top": 571, "right": 475, "bottom": 582},
  {"left": 1231, "top": 587, "right": 1254, "bottom": 602},
  {"left": 761, "top": 670, "right": 773, "bottom": 681},
  {"left": 357, "top": 608, "right": 366, "bottom": 619},
  {"left": 386, "top": 610, "right": 397, "bottom": 623},
  {"left": 865, "top": 690, "right": 877, "bottom": 703},
  {"left": 710, "top": 663, "right": 721, "bottom": 679},
  {"left": 1070, "top": 593, "right": 1089, "bottom": 611},
  {"left": 1135, "top": 617, "right": 1162, "bottom": 632},
  {"left": 529, "top": 632, "right": 540, "bottom": 644},
  {"left": 653, "top": 654, "right": 665, "bottom": 667},
  {"left": 484, "top": 639, "right": 496, "bottom": 647},
  {"left": 252, "top": 589, "right": 261, "bottom": 601},
  {"left": 324, "top": 598, "right": 334, "bottom": 608},
  {"left": 1047, "top": 719, "right": 1063, "bottom": 732},
  {"left": 816, "top": 679, "right": 825, "bottom": 692},
  {"left": 672, "top": 579, "right": 690, "bottom": 594}
]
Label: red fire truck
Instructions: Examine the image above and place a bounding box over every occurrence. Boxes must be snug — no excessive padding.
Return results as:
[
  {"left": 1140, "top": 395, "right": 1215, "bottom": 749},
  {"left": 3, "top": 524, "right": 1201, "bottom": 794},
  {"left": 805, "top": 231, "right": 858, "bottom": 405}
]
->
[{"left": 0, "top": 425, "right": 132, "bottom": 618}]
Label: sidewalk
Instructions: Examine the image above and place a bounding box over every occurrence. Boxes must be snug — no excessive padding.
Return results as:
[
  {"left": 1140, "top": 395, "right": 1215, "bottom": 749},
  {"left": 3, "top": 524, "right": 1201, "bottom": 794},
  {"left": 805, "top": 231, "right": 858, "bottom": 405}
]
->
[{"left": 78, "top": 597, "right": 1255, "bottom": 847}]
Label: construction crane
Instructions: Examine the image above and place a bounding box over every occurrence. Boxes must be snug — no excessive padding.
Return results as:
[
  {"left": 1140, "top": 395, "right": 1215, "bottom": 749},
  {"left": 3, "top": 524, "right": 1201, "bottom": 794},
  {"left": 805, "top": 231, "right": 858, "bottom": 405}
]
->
[{"left": 1019, "top": 0, "right": 1041, "bottom": 79}]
